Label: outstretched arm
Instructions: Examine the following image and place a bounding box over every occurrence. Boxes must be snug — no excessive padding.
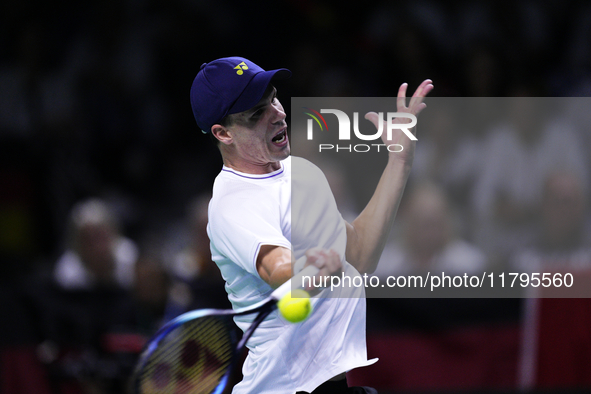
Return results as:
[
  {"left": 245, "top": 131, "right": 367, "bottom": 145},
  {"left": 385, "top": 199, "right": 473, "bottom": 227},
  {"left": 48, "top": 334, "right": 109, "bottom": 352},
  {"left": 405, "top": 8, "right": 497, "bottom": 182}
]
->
[{"left": 345, "top": 79, "right": 433, "bottom": 274}]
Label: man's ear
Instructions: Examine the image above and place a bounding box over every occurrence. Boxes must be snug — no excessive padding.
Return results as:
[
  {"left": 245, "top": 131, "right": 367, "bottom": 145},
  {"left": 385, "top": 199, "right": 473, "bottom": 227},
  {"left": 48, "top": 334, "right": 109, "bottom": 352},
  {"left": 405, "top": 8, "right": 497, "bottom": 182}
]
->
[{"left": 211, "top": 124, "right": 233, "bottom": 145}]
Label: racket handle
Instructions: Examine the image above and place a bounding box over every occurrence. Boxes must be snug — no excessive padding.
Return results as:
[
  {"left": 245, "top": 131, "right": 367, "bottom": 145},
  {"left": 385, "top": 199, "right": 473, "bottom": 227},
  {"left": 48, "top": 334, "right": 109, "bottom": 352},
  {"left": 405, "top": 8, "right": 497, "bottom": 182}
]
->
[{"left": 271, "top": 264, "right": 319, "bottom": 300}]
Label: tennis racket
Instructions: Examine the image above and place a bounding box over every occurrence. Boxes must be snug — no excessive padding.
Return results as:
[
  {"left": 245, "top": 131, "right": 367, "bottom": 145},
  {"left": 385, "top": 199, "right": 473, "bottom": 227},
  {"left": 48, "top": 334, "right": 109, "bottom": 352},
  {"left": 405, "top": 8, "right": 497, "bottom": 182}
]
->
[{"left": 132, "top": 264, "right": 319, "bottom": 394}]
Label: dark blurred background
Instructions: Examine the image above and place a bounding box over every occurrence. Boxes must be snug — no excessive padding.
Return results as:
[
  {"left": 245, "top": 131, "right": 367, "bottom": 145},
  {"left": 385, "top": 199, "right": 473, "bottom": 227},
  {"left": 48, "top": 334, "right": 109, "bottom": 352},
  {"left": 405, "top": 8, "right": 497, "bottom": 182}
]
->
[{"left": 1, "top": 0, "right": 590, "bottom": 393}]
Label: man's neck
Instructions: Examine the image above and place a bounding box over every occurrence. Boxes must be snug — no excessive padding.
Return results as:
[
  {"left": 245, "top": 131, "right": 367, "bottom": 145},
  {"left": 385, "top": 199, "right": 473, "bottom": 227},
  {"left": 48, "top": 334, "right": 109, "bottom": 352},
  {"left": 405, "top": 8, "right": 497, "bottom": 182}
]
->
[{"left": 222, "top": 156, "right": 282, "bottom": 175}]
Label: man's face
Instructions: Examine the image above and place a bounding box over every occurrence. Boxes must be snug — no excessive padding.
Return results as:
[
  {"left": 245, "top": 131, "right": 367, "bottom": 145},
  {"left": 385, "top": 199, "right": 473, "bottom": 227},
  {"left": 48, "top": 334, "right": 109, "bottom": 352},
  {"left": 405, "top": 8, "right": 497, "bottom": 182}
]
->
[{"left": 225, "top": 85, "right": 289, "bottom": 169}]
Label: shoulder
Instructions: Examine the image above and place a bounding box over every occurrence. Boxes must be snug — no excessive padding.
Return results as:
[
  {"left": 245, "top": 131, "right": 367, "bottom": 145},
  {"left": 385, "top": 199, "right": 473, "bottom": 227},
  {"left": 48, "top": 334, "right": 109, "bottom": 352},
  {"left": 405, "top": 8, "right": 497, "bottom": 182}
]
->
[
  {"left": 290, "top": 155, "right": 319, "bottom": 171},
  {"left": 290, "top": 155, "right": 328, "bottom": 181},
  {"left": 209, "top": 161, "right": 291, "bottom": 222},
  {"left": 211, "top": 163, "right": 284, "bottom": 200}
]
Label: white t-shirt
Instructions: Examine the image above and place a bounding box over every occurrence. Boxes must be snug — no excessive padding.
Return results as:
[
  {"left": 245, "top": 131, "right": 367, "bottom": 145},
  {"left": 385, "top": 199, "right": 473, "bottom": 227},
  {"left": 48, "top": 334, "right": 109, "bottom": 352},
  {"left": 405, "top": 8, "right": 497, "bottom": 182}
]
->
[{"left": 207, "top": 156, "right": 375, "bottom": 393}]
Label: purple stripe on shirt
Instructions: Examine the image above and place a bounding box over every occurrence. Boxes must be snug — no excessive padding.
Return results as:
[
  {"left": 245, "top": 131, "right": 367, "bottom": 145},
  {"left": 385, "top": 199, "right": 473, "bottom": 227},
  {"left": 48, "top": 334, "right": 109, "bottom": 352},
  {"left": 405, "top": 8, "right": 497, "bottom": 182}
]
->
[{"left": 222, "top": 166, "right": 284, "bottom": 179}]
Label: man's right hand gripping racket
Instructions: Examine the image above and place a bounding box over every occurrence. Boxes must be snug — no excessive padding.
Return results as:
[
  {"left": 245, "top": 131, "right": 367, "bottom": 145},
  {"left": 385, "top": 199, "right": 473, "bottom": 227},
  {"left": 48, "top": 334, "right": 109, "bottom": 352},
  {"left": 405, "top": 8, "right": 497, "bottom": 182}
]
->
[{"left": 132, "top": 265, "right": 319, "bottom": 394}]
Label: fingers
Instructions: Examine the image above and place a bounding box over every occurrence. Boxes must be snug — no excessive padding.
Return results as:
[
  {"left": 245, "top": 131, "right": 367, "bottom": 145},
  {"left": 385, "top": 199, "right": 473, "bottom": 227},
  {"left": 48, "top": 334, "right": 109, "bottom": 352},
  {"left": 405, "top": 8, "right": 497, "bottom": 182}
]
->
[
  {"left": 399, "top": 79, "right": 433, "bottom": 114},
  {"left": 410, "top": 80, "right": 434, "bottom": 109},
  {"left": 364, "top": 80, "right": 433, "bottom": 130},
  {"left": 305, "top": 248, "right": 341, "bottom": 276},
  {"left": 304, "top": 248, "right": 342, "bottom": 293},
  {"left": 414, "top": 102, "right": 428, "bottom": 117},
  {"left": 412, "top": 79, "right": 433, "bottom": 98},
  {"left": 322, "top": 249, "right": 341, "bottom": 276},
  {"left": 397, "top": 83, "right": 408, "bottom": 110}
]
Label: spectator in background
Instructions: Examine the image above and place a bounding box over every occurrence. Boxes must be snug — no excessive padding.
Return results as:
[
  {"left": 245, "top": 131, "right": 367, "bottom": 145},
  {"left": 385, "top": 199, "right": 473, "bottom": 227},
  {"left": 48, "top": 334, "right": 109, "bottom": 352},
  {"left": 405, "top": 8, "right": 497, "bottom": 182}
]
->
[
  {"left": 512, "top": 171, "right": 591, "bottom": 390},
  {"left": 410, "top": 99, "right": 489, "bottom": 226},
  {"left": 131, "top": 249, "right": 171, "bottom": 334},
  {"left": 375, "top": 182, "right": 487, "bottom": 278},
  {"left": 410, "top": 97, "right": 498, "bottom": 237},
  {"left": 27, "top": 198, "right": 140, "bottom": 393},
  {"left": 163, "top": 194, "right": 230, "bottom": 314},
  {"left": 53, "top": 198, "right": 138, "bottom": 290},
  {"left": 470, "top": 90, "right": 589, "bottom": 265},
  {"left": 169, "top": 194, "right": 213, "bottom": 284},
  {"left": 513, "top": 171, "right": 591, "bottom": 272},
  {"left": 363, "top": 182, "right": 496, "bottom": 390}
]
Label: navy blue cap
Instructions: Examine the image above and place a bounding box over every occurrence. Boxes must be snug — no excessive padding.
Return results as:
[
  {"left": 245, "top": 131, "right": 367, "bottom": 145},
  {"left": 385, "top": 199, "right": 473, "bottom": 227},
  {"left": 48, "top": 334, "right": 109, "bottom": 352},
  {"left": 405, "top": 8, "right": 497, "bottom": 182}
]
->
[{"left": 190, "top": 57, "right": 291, "bottom": 133}]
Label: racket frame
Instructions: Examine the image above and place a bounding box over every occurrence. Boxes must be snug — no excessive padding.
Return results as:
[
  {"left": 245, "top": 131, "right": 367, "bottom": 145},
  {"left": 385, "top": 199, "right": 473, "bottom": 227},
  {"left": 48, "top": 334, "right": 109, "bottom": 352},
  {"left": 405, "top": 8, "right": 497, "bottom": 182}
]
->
[{"left": 132, "top": 265, "right": 318, "bottom": 393}]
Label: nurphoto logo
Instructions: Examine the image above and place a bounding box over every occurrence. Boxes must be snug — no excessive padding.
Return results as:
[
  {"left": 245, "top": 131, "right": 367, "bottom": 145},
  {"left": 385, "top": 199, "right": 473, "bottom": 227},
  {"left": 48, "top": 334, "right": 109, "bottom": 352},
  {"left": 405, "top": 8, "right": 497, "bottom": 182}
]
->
[{"left": 303, "top": 108, "right": 417, "bottom": 153}]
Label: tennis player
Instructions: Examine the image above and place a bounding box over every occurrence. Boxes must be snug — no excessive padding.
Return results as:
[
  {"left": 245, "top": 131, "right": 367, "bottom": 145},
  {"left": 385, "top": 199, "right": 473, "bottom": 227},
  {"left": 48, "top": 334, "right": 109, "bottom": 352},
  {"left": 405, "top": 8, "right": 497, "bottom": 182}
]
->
[{"left": 190, "top": 57, "right": 432, "bottom": 393}]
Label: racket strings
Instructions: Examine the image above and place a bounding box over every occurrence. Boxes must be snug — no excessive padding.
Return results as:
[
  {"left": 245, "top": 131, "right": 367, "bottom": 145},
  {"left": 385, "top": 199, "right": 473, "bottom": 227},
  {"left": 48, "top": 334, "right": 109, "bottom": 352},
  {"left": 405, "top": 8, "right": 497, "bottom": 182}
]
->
[{"left": 137, "top": 315, "right": 235, "bottom": 394}]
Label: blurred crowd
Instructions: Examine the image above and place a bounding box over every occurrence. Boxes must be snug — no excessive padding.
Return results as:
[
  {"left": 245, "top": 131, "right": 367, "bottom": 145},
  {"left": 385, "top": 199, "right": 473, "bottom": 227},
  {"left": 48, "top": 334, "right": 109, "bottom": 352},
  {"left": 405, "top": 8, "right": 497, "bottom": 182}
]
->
[{"left": 1, "top": 0, "right": 591, "bottom": 393}]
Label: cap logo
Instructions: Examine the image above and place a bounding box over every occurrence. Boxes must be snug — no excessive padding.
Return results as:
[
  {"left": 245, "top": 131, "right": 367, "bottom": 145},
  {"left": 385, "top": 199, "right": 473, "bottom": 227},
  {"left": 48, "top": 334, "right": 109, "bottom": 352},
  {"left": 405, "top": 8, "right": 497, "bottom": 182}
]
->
[{"left": 234, "top": 61, "right": 249, "bottom": 75}]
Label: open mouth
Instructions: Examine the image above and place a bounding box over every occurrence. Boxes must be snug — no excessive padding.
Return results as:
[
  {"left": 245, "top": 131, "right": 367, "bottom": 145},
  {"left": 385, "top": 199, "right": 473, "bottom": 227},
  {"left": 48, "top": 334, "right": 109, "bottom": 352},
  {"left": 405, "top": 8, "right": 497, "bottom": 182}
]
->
[{"left": 271, "top": 129, "right": 287, "bottom": 144}]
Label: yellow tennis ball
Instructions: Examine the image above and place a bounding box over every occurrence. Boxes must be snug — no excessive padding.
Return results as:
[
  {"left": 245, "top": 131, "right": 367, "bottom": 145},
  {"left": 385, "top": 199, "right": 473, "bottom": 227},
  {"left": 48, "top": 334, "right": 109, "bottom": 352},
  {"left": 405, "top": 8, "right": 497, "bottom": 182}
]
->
[{"left": 278, "top": 289, "right": 313, "bottom": 323}]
